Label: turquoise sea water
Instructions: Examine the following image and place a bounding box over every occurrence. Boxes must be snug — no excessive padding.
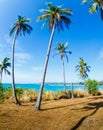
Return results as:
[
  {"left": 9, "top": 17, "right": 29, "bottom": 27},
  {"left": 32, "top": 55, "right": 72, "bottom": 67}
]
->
[{"left": 2, "top": 83, "right": 103, "bottom": 92}]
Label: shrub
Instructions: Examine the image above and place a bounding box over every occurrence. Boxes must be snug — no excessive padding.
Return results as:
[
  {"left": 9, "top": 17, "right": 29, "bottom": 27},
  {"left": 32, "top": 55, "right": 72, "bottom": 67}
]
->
[
  {"left": 16, "top": 87, "right": 23, "bottom": 100},
  {"left": 67, "top": 90, "right": 72, "bottom": 98},
  {"left": 85, "top": 79, "right": 99, "bottom": 95},
  {"left": 54, "top": 90, "right": 72, "bottom": 100},
  {"left": 75, "top": 90, "right": 85, "bottom": 98},
  {"left": 21, "top": 89, "right": 37, "bottom": 102},
  {"left": 4, "top": 86, "right": 12, "bottom": 99},
  {"left": 0, "top": 83, "right": 4, "bottom": 102},
  {"left": 43, "top": 91, "right": 54, "bottom": 101}
]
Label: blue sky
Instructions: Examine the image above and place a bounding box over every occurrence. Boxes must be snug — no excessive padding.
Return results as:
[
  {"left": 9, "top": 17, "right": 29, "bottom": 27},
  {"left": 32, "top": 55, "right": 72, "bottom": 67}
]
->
[{"left": 0, "top": 0, "right": 103, "bottom": 83}]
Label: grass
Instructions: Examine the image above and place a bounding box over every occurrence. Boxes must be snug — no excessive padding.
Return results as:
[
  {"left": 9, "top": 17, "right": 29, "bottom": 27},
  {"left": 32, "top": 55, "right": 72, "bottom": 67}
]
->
[{"left": 0, "top": 95, "right": 103, "bottom": 130}]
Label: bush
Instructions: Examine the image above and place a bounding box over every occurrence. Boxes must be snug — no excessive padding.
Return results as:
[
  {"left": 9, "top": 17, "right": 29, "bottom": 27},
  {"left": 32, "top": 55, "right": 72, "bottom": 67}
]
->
[
  {"left": 21, "top": 89, "right": 37, "bottom": 102},
  {"left": 54, "top": 91, "right": 66, "bottom": 100},
  {"left": 0, "top": 83, "right": 4, "bottom": 102},
  {"left": 85, "top": 79, "right": 99, "bottom": 95},
  {"left": 16, "top": 87, "right": 23, "bottom": 100},
  {"left": 4, "top": 87, "right": 12, "bottom": 99},
  {"left": 74, "top": 90, "right": 85, "bottom": 98},
  {"left": 43, "top": 91, "right": 54, "bottom": 101}
]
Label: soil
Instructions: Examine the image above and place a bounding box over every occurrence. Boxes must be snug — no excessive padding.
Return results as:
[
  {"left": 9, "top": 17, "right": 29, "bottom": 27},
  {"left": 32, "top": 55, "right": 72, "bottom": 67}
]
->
[{"left": 0, "top": 95, "right": 103, "bottom": 130}]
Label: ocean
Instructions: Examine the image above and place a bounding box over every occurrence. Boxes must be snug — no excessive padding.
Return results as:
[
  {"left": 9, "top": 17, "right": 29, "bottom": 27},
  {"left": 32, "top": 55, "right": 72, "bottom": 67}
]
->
[{"left": 2, "top": 83, "right": 103, "bottom": 92}]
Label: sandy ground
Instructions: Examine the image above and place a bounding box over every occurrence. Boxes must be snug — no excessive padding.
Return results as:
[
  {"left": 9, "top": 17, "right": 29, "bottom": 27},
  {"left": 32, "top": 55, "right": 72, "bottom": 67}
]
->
[{"left": 0, "top": 96, "right": 103, "bottom": 130}]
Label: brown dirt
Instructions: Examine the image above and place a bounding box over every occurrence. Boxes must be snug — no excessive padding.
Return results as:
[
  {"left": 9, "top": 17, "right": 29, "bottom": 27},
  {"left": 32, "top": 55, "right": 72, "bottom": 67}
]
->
[{"left": 0, "top": 96, "right": 103, "bottom": 130}]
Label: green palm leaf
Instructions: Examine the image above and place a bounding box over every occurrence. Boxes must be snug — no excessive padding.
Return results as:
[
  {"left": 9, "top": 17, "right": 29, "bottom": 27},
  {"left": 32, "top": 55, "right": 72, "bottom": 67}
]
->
[
  {"left": 37, "top": 2, "right": 72, "bottom": 31},
  {"left": 82, "top": 0, "right": 103, "bottom": 20},
  {"left": 89, "top": 2, "right": 99, "bottom": 13}
]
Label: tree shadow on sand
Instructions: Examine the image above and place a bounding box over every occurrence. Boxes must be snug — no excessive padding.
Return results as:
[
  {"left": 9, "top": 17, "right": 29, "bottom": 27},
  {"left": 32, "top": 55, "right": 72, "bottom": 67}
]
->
[
  {"left": 41, "top": 96, "right": 101, "bottom": 111},
  {"left": 71, "top": 101, "right": 103, "bottom": 130}
]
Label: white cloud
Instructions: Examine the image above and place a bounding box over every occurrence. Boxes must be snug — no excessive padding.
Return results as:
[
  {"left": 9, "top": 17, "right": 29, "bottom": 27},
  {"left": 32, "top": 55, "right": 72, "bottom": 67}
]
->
[
  {"left": 4, "top": 34, "right": 22, "bottom": 51},
  {"left": 15, "top": 52, "right": 31, "bottom": 60},
  {"left": 32, "top": 66, "right": 42, "bottom": 71},
  {"left": 15, "top": 52, "right": 31, "bottom": 66},
  {"left": 0, "top": 42, "right": 3, "bottom": 48},
  {"left": 98, "top": 49, "right": 103, "bottom": 60},
  {"left": 4, "top": 34, "right": 12, "bottom": 45}
]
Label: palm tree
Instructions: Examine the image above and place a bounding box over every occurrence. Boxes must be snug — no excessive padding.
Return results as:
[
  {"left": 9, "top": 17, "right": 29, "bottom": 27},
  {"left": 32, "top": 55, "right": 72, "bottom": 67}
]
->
[
  {"left": 35, "top": 2, "right": 72, "bottom": 110},
  {"left": 0, "top": 57, "right": 11, "bottom": 83},
  {"left": 54, "top": 42, "right": 72, "bottom": 93},
  {"left": 75, "top": 57, "right": 91, "bottom": 90},
  {"left": 10, "top": 16, "right": 32, "bottom": 105},
  {"left": 82, "top": 0, "right": 103, "bottom": 20}
]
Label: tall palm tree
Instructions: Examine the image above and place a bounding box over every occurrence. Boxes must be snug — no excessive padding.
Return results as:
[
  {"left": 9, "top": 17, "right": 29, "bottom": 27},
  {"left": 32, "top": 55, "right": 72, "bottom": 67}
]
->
[
  {"left": 54, "top": 42, "right": 72, "bottom": 93},
  {"left": 10, "top": 16, "right": 32, "bottom": 105},
  {"left": 0, "top": 57, "right": 11, "bottom": 83},
  {"left": 82, "top": 0, "right": 103, "bottom": 20},
  {"left": 35, "top": 2, "right": 72, "bottom": 110},
  {"left": 75, "top": 57, "right": 90, "bottom": 90}
]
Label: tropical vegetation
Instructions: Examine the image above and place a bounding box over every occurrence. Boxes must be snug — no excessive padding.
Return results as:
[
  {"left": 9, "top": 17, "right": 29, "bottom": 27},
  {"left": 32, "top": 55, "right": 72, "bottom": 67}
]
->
[
  {"left": 85, "top": 79, "right": 99, "bottom": 95},
  {"left": 54, "top": 42, "right": 72, "bottom": 93},
  {"left": 76, "top": 58, "right": 90, "bottom": 80},
  {"left": 0, "top": 86, "right": 87, "bottom": 103},
  {"left": 35, "top": 2, "right": 72, "bottom": 110},
  {"left": 82, "top": 0, "right": 103, "bottom": 20},
  {"left": 10, "top": 16, "right": 32, "bottom": 105},
  {"left": 75, "top": 57, "right": 90, "bottom": 91},
  {"left": 0, "top": 57, "right": 11, "bottom": 83}
]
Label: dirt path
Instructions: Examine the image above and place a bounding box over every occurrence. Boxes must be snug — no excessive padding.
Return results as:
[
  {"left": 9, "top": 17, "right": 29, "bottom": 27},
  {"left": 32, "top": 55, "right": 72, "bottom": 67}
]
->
[{"left": 0, "top": 96, "right": 103, "bottom": 130}]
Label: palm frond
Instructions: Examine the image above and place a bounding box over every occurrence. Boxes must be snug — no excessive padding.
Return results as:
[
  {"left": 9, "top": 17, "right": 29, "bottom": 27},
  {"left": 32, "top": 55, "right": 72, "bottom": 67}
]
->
[
  {"left": 61, "top": 16, "right": 72, "bottom": 30},
  {"left": 9, "top": 25, "right": 16, "bottom": 36},
  {"left": 46, "top": 2, "right": 53, "bottom": 10},
  {"left": 54, "top": 42, "right": 71, "bottom": 62},
  {"left": 53, "top": 52, "right": 60, "bottom": 58},
  {"left": 37, "top": 14, "right": 51, "bottom": 22},
  {"left": 60, "top": 8, "right": 73, "bottom": 15},
  {"left": 4, "top": 69, "right": 11, "bottom": 75},
  {"left": 37, "top": 2, "right": 72, "bottom": 31},
  {"left": 100, "top": 7, "right": 103, "bottom": 20},
  {"left": 65, "top": 50, "right": 72, "bottom": 54},
  {"left": 65, "top": 54, "right": 68, "bottom": 62},
  {"left": 82, "top": 0, "right": 92, "bottom": 4},
  {"left": 10, "top": 16, "right": 32, "bottom": 37},
  {"left": 89, "top": 2, "right": 99, "bottom": 13}
]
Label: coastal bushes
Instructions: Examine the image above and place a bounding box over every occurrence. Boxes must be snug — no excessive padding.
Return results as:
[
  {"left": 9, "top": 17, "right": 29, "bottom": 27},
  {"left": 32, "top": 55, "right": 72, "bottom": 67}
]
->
[
  {"left": 21, "top": 89, "right": 37, "bottom": 102},
  {"left": 0, "top": 83, "right": 4, "bottom": 102},
  {"left": 0, "top": 85, "right": 102, "bottom": 103},
  {"left": 85, "top": 79, "right": 99, "bottom": 95},
  {"left": 4, "top": 87, "right": 13, "bottom": 99}
]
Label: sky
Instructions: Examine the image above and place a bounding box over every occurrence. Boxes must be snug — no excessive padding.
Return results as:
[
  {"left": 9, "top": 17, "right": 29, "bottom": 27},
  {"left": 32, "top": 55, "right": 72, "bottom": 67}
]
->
[{"left": 0, "top": 0, "right": 103, "bottom": 83}]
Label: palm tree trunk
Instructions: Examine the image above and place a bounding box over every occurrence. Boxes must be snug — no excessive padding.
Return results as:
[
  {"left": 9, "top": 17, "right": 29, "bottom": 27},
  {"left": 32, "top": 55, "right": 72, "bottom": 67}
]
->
[
  {"left": 62, "top": 59, "right": 66, "bottom": 93},
  {"left": 102, "top": 0, "right": 103, "bottom": 10},
  {"left": 84, "top": 79, "right": 87, "bottom": 95},
  {"left": 0, "top": 70, "right": 3, "bottom": 83},
  {"left": 71, "top": 83, "right": 74, "bottom": 99},
  {"left": 12, "top": 30, "right": 20, "bottom": 105},
  {"left": 35, "top": 23, "right": 56, "bottom": 110}
]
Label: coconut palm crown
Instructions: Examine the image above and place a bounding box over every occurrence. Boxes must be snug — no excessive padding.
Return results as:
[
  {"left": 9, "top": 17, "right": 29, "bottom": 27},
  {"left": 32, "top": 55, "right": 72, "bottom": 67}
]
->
[
  {"left": 0, "top": 57, "right": 11, "bottom": 83},
  {"left": 54, "top": 42, "right": 72, "bottom": 61},
  {"left": 37, "top": 2, "right": 72, "bottom": 31},
  {"left": 10, "top": 16, "right": 33, "bottom": 36},
  {"left": 82, "top": 0, "right": 103, "bottom": 20},
  {"left": 75, "top": 57, "right": 90, "bottom": 81}
]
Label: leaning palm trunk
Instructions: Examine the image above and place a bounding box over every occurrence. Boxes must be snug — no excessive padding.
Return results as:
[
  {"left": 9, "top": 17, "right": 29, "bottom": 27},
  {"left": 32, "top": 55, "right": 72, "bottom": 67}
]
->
[
  {"left": 0, "top": 70, "right": 3, "bottom": 83},
  {"left": 62, "top": 59, "right": 66, "bottom": 93},
  {"left": 12, "top": 30, "right": 20, "bottom": 105},
  {"left": 35, "top": 23, "right": 56, "bottom": 110},
  {"left": 84, "top": 79, "right": 87, "bottom": 94}
]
